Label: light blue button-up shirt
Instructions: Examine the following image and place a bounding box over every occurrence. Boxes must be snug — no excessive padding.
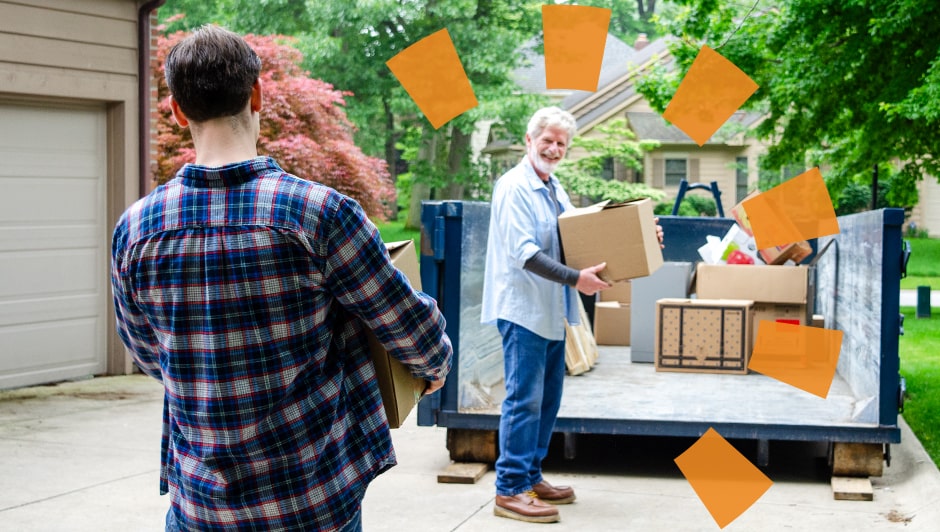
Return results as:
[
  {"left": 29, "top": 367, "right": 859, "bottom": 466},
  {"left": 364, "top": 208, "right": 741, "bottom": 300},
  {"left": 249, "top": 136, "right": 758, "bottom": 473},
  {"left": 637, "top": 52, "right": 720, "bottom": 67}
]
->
[{"left": 481, "top": 157, "right": 580, "bottom": 341}]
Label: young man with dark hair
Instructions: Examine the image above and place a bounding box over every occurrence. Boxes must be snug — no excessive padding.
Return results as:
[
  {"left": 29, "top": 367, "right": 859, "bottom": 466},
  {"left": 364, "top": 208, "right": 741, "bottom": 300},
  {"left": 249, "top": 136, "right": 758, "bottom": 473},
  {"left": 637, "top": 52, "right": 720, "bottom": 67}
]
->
[{"left": 111, "top": 25, "right": 452, "bottom": 531}]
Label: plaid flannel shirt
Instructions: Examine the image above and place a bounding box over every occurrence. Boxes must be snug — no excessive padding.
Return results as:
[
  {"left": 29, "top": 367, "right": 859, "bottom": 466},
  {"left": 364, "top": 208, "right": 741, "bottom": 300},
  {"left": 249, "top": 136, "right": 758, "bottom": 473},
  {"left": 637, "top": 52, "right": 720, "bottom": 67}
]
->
[{"left": 111, "top": 157, "right": 451, "bottom": 530}]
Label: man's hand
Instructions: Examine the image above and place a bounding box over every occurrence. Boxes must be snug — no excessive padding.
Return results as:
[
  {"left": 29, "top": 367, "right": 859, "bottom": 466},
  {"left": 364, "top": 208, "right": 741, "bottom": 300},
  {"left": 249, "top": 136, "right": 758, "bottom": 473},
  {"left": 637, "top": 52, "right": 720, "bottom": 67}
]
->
[
  {"left": 654, "top": 217, "right": 665, "bottom": 249},
  {"left": 576, "top": 262, "right": 611, "bottom": 296},
  {"left": 424, "top": 377, "right": 446, "bottom": 396}
]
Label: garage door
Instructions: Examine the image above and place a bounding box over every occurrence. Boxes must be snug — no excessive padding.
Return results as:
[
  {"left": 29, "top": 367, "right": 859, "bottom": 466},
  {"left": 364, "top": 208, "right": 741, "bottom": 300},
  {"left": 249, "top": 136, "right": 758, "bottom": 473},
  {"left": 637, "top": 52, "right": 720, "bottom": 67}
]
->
[{"left": 0, "top": 100, "right": 108, "bottom": 390}]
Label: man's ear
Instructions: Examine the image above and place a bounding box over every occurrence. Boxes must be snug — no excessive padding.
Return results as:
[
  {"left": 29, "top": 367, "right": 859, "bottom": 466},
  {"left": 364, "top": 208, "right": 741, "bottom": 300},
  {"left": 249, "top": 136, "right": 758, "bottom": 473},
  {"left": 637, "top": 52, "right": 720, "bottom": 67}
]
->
[
  {"left": 168, "top": 96, "right": 189, "bottom": 128},
  {"left": 250, "top": 79, "right": 262, "bottom": 113}
]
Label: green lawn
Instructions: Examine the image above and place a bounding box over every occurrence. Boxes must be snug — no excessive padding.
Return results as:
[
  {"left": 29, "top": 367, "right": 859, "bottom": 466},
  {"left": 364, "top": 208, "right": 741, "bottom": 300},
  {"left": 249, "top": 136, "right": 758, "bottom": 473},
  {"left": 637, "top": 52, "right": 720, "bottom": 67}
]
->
[
  {"left": 376, "top": 216, "right": 421, "bottom": 243},
  {"left": 900, "top": 238, "right": 940, "bottom": 289},
  {"left": 899, "top": 305, "right": 940, "bottom": 467}
]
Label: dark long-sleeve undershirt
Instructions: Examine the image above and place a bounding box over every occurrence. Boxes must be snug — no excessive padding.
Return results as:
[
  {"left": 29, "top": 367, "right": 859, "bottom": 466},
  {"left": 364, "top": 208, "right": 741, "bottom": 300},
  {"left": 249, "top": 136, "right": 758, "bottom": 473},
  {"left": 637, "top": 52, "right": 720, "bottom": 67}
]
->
[{"left": 524, "top": 250, "right": 580, "bottom": 287}]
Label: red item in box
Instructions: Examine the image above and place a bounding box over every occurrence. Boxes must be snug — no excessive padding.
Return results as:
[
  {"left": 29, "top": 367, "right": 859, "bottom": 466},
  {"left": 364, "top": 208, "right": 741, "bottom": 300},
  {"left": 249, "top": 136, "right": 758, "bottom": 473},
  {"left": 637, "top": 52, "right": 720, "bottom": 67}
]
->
[{"left": 726, "top": 250, "right": 755, "bottom": 265}]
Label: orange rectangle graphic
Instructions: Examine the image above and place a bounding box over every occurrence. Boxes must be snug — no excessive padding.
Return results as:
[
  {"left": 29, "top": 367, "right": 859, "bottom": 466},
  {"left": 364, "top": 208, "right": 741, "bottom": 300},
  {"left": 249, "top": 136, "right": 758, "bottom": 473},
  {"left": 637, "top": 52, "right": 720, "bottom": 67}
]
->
[
  {"left": 748, "top": 321, "right": 843, "bottom": 399},
  {"left": 542, "top": 5, "right": 611, "bottom": 91},
  {"left": 386, "top": 28, "right": 478, "bottom": 129}
]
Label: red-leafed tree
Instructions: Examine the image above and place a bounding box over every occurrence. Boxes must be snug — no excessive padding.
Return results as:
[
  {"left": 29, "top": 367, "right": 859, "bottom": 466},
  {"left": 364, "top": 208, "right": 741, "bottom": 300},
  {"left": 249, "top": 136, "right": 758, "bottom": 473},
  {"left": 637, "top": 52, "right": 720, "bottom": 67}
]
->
[{"left": 154, "top": 31, "right": 395, "bottom": 220}]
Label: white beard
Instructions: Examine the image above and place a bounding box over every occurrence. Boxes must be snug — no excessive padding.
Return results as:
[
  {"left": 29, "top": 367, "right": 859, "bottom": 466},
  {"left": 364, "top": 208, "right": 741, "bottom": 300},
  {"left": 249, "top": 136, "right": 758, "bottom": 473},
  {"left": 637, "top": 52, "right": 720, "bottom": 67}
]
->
[{"left": 529, "top": 147, "right": 560, "bottom": 176}]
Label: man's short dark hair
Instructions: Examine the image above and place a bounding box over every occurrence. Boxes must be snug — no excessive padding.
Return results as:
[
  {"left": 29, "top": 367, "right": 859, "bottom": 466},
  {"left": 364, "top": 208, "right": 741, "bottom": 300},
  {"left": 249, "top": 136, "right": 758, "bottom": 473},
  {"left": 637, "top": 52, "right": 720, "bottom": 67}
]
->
[{"left": 165, "top": 24, "right": 262, "bottom": 123}]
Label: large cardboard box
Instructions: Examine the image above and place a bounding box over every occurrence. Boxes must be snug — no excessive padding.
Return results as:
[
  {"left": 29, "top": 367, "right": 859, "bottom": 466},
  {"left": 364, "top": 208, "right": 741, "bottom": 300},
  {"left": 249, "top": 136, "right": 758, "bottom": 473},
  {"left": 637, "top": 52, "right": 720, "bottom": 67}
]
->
[
  {"left": 364, "top": 240, "right": 427, "bottom": 428},
  {"left": 630, "top": 262, "right": 694, "bottom": 362},
  {"left": 558, "top": 198, "right": 664, "bottom": 283},
  {"left": 695, "top": 263, "right": 813, "bottom": 325},
  {"left": 593, "top": 301, "right": 631, "bottom": 345},
  {"left": 655, "top": 298, "right": 754, "bottom": 374}
]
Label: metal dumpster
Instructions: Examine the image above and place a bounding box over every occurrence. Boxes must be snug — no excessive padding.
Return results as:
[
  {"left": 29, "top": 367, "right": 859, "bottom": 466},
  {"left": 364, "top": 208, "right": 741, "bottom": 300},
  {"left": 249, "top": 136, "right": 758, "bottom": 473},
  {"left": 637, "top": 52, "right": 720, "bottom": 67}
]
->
[{"left": 417, "top": 201, "right": 906, "bottom": 467}]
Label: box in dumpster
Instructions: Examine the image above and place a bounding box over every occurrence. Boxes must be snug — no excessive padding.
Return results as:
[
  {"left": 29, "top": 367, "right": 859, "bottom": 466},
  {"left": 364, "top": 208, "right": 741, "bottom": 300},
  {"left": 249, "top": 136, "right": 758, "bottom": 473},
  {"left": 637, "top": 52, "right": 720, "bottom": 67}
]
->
[
  {"left": 599, "top": 280, "right": 631, "bottom": 303},
  {"left": 631, "top": 262, "right": 694, "bottom": 363},
  {"left": 363, "top": 240, "right": 427, "bottom": 428},
  {"left": 558, "top": 198, "right": 663, "bottom": 283},
  {"left": 695, "top": 263, "right": 813, "bottom": 325},
  {"left": 655, "top": 298, "right": 754, "bottom": 374},
  {"left": 594, "top": 301, "right": 630, "bottom": 345}
]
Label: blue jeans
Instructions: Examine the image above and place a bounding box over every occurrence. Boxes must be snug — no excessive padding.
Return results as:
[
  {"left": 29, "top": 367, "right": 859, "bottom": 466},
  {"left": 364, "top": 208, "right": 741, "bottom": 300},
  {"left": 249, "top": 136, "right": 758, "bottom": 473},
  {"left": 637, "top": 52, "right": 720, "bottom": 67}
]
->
[{"left": 495, "top": 319, "right": 566, "bottom": 496}]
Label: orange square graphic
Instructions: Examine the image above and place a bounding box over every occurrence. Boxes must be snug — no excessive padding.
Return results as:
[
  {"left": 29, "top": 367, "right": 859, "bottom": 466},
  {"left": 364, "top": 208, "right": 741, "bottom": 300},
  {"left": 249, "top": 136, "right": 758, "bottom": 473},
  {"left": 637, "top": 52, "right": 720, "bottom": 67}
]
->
[
  {"left": 743, "top": 167, "right": 840, "bottom": 250},
  {"left": 749, "top": 321, "right": 843, "bottom": 399},
  {"left": 662, "top": 45, "right": 758, "bottom": 146},
  {"left": 386, "top": 28, "right": 478, "bottom": 129},
  {"left": 675, "top": 428, "right": 773, "bottom": 529},
  {"left": 542, "top": 5, "right": 611, "bottom": 91}
]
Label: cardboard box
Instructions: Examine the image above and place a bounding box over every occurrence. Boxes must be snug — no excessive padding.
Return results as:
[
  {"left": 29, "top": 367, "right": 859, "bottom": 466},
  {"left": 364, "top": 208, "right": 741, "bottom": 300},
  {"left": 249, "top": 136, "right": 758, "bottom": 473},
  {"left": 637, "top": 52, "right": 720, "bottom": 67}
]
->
[
  {"left": 655, "top": 298, "right": 754, "bottom": 374},
  {"left": 558, "top": 198, "right": 664, "bottom": 283},
  {"left": 364, "top": 240, "right": 427, "bottom": 428},
  {"left": 630, "top": 262, "right": 694, "bottom": 363},
  {"left": 593, "top": 301, "right": 631, "bottom": 345},
  {"left": 695, "top": 263, "right": 815, "bottom": 342},
  {"left": 759, "top": 240, "right": 813, "bottom": 266},
  {"left": 599, "top": 280, "right": 631, "bottom": 303},
  {"left": 696, "top": 263, "right": 812, "bottom": 307},
  {"left": 730, "top": 191, "right": 812, "bottom": 265}
]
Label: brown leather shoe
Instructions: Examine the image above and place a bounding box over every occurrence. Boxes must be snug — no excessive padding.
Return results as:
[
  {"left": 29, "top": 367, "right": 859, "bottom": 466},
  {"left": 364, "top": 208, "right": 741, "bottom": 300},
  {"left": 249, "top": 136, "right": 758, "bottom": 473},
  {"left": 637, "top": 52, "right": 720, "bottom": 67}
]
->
[
  {"left": 494, "top": 491, "right": 560, "bottom": 523},
  {"left": 532, "top": 479, "right": 576, "bottom": 504}
]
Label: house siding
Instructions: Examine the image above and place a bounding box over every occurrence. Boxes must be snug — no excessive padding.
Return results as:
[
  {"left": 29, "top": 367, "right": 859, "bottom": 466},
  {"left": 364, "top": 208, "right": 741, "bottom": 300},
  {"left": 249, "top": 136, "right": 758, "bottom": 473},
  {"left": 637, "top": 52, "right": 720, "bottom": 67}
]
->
[{"left": 913, "top": 177, "right": 940, "bottom": 237}]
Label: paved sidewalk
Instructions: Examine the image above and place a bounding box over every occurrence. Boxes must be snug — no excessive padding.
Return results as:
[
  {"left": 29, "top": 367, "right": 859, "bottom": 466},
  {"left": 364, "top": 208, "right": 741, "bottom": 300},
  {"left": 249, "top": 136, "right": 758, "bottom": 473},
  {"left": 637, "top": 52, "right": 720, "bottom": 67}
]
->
[
  {"left": 1, "top": 375, "right": 939, "bottom": 531},
  {"left": 900, "top": 288, "right": 939, "bottom": 308}
]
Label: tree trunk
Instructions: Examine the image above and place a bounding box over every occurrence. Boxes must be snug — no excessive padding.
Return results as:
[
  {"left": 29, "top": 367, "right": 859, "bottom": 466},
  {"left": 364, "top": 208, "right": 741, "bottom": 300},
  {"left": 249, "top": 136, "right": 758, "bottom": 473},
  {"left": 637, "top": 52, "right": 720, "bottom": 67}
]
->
[
  {"left": 440, "top": 127, "right": 472, "bottom": 200},
  {"left": 405, "top": 125, "right": 441, "bottom": 230},
  {"left": 383, "top": 97, "right": 399, "bottom": 219},
  {"left": 636, "top": 0, "right": 656, "bottom": 20}
]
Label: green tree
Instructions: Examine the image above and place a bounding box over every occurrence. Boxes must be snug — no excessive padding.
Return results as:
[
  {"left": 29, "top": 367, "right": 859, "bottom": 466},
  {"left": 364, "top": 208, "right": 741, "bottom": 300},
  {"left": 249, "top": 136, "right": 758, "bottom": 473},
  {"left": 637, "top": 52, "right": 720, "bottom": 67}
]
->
[
  {"left": 581, "top": 0, "right": 659, "bottom": 42},
  {"left": 159, "top": 1, "right": 550, "bottom": 229},
  {"left": 636, "top": 0, "right": 940, "bottom": 210},
  {"left": 556, "top": 118, "right": 664, "bottom": 203},
  {"left": 154, "top": 31, "right": 395, "bottom": 220}
]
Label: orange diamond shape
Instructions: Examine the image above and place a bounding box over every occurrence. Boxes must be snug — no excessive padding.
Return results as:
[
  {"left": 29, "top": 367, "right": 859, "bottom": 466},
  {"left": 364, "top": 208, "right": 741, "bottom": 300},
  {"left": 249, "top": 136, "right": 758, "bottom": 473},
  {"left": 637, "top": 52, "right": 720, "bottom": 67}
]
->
[
  {"left": 675, "top": 428, "right": 772, "bottom": 529},
  {"left": 386, "top": 28, "right": 478, "bottom": 129},
  {"left": 749, "top": 321, "right": 843, "bottom": 399},
  {"left": 742, "top": 167, "right": 840, "bottom": 250},
  {"left": 662, "top": 45, "right": 758, "bottom": 146},
  {"left": 542, "top": 5, "right": 611, "bottom": 91}
]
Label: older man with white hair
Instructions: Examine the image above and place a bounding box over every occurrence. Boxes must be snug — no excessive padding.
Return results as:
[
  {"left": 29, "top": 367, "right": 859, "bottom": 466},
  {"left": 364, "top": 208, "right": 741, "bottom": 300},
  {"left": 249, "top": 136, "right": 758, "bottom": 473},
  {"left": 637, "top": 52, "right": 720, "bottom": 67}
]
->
[{"left": 481, "top": 106, "right": 612, "bottom": 523}]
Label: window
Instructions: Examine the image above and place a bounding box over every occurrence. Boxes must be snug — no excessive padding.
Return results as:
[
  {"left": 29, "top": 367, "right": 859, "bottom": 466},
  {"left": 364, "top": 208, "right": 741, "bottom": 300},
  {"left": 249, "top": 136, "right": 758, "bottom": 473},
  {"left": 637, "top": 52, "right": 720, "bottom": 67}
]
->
[
  {"left": 736, "top": 157, "right": 748, "bottom": 203},
  {"left": 601, "top": 157, "right": 614, "bottom": 181},
  {"left": 665, "top": 158, "right": 687, "bottom": 186}
]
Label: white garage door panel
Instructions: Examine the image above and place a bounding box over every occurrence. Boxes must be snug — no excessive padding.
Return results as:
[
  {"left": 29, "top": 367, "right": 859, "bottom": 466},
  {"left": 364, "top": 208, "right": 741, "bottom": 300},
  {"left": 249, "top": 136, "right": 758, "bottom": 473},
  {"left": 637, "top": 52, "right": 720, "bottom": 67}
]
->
[
  {"left": 0, "top": 294, "right": 99, "bottom": 327},
  {"left": 0, "top": 105, "right": 103, "bottom": 151},
  {"left": 0, "top": 176, "right": 100, "bottom": 223},
  {"left": 0, "top": 249, "right": 99, "bottom": 299},
  {"left": 0, "top": 226, "right": 98, "bottom": 252},
  {"left": 0, "top": 318, "right": 100, "bottom": 389},
  {"left": 0, "top": 101, "right": 107, "bottom": 389}
]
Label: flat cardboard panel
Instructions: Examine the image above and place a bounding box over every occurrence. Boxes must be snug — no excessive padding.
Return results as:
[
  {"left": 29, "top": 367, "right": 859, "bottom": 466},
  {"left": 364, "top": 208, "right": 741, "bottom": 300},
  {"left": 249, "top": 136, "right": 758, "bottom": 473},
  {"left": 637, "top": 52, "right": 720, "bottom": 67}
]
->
[
  {"left": 366, "top": 240, "right": 427, "bottom": 428},
  {"left": 630, "top": 262, "right": 694, "bottom": 363},
  {"left": 696, "top": 264, "right": 809, "bottom": 304},
  {"left": 558, "top": 198, "right": 664, "bottom": 283},
  {"left": 655, "top": 298, "right": 754, "bottom": 374},
  {"left": 594, "top": 302, "right": 630, "bottom": 346},
  {"left": 565, "top": 297, "right": 597, "bottom": 375},
  {"left": 599, "top": 280, "right": 631, "bottom": 303}
]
